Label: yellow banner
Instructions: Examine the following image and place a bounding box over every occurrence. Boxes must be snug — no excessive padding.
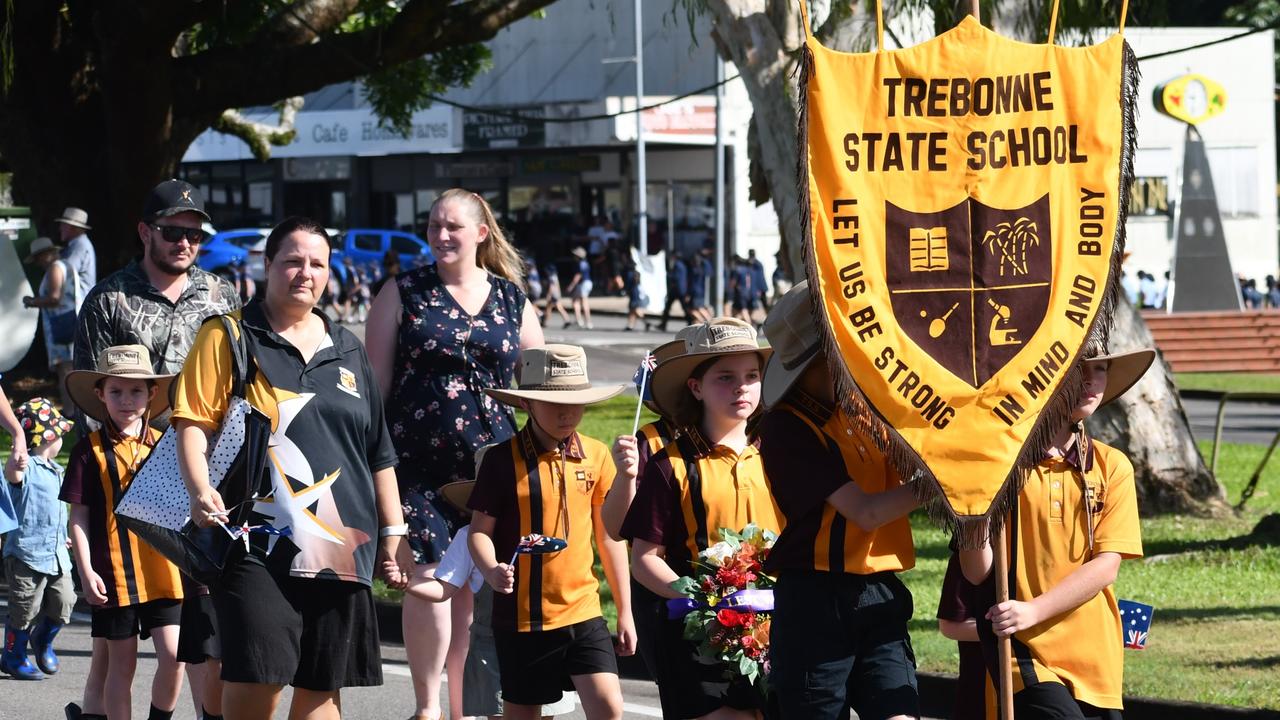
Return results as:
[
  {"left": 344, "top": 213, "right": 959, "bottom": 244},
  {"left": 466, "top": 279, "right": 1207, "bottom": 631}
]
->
[{"left": 802, "top": 17, "right": 1134, "bottom": 519}]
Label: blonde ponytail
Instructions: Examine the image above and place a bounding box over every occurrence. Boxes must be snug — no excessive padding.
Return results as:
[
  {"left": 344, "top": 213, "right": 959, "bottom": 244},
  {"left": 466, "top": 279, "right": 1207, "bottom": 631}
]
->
[{"left": 433, "top": 188, "right": 526, "bottom": 284}]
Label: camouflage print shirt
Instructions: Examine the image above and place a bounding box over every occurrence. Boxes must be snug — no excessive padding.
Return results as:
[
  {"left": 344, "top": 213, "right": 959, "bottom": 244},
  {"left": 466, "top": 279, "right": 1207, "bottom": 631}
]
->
[{"left": 73, "top": 260, "right": 241, "bottom": 375}]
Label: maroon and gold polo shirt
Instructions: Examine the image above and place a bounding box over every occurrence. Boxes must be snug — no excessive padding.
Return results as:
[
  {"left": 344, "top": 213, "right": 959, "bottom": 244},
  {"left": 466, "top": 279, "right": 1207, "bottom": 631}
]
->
[
  {"left": 619, "top": 426, "right": 783, "bottom": 578},
  {"left": 468, "top": 425, "right": 616, "bottom": 632},
  {"left": 759, "top": 390, "right": 914, "bottom": 576}
]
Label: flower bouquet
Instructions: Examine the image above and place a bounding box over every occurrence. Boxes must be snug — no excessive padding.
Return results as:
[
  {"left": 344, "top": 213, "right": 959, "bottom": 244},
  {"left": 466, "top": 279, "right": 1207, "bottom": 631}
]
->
[{"left": 668, "top": 523, "right": 778, "bottom": 693}]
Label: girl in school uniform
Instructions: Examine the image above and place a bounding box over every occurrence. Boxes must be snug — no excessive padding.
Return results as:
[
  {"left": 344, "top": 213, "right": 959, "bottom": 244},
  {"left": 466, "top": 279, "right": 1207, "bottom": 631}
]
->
[{"left": 619, "top": 318, "right": 782, "bottom": 720}]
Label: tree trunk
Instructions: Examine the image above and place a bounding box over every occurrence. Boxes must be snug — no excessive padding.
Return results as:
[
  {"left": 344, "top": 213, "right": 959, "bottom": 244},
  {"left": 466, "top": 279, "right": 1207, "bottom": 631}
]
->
[
  {"left": 699, "top": 1, "right": 1231, "bottom": 516},
  {"left": 1088, "top": 297, "right": 1230, "bottom": 515},
  {"left": 704, "top": 1, "right": 809, "bottom": 283}
]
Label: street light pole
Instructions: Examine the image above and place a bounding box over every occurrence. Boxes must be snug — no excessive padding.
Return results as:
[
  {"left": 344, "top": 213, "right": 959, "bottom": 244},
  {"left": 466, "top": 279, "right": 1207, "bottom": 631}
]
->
[
  {"left": 634, "top": 0, "right": 647, "bottom": 253},
  {"left": 714, "top": 54, "right": 726, "bottom": 313}
]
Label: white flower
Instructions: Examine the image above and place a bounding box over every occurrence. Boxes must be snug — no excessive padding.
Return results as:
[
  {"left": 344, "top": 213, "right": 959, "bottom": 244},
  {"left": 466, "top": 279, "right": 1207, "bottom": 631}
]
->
[{"left": 701, "top": 541, "right": 735, "bottom": 567}]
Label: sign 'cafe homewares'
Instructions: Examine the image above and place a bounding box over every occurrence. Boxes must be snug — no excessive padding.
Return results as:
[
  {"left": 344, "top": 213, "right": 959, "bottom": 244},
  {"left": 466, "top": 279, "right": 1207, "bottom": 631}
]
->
[{"left": 798, "top": 7, "right": 1136, "bottom": 529}]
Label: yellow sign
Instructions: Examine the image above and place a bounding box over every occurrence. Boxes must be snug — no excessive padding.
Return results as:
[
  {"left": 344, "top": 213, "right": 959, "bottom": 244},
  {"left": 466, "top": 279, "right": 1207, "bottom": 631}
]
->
[
  {"left": 801, "top": 17, "right": 1133, "bottom": 519},
  {"left": 1154, "top": 73, "right": 1226, "bottom": 126}
]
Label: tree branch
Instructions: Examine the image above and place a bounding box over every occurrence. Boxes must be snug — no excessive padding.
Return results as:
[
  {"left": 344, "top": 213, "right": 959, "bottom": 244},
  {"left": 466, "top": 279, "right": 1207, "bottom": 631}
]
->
[
  {"left": 257, "top": 0, "right": 362, "bottom": 47},
  {"left": 175, "top": 0, "right": 554, "bottom": 113},
  {"left": 211, "top": 96, "right": 304, "bottom": 161}
]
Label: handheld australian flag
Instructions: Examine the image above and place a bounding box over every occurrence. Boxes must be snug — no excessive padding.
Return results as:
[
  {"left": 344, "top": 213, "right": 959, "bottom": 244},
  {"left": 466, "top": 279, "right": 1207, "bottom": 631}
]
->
[
  {"left": 509, "top": 533, "right": 568, "bottom": 566},
  {"left": 1118, "top": 599, "right": 1154, "bottom": 650},
  {"left": 633, "top": 353, "right": 658, "bottom": 401},
  {"left": 632, "top": 352, "right": 658, "bottom": 435}
]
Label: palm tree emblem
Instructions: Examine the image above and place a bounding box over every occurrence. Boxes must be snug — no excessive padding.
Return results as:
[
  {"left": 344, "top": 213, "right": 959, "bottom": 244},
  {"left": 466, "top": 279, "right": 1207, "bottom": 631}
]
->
[{"left": 982, "top": 217, "right": 1040, "bottom": 276}]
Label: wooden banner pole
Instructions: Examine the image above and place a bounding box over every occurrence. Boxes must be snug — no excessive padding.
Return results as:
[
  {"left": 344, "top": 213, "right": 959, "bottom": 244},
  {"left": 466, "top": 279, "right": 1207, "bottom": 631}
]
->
[
  {"left": 994, "top": 517, "right": 1015, "bottom": 720},
  {"left": 969, "top": 0, "right": 980, "bottom": 20}
]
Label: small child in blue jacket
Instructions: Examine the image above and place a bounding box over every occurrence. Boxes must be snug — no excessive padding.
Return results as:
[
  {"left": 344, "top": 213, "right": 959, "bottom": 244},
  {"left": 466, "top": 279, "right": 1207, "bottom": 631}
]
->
[{"left": 1, "top": 398, "right": 75, "bottom": 680}]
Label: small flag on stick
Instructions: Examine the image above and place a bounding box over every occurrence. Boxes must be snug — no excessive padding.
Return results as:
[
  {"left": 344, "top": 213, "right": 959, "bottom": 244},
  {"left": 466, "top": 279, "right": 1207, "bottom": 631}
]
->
[
  {"left": 1118, "top": 599, "right": 1154, "bottom": 649},
  {"left": 631, "top": 352, "right": 658, "bottom": 435},
  {"left": 509, "top": 533, "right": 568, "bottom": 566}
]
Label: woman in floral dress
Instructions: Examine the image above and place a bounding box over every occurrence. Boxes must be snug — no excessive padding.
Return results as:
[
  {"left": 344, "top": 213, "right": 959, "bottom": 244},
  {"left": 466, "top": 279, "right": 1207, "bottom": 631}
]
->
[{"left": 368, "top": 189, "right": 544, "bottom": 720}]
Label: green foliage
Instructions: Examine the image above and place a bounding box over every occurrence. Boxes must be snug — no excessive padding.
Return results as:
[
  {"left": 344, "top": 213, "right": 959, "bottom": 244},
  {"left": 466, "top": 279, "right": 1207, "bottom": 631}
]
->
[
  {"left": 177, "top": 0, "right": 495, "bottom": 140},
  {"left": 361, "top": 45, "right": 491, "bottom": 136}
]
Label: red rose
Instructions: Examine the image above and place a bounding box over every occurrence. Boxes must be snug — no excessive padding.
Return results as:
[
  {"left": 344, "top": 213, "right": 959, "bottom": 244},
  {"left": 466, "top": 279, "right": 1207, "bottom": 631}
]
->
[{"left": 717, "top": 608, "right": 755, "bottom": 628}]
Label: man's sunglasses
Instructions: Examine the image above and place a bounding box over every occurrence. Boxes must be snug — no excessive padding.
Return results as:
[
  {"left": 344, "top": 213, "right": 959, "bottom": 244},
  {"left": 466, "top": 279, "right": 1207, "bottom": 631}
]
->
[{"left": 150, "top": 224, "right": 209, "bottom": 244}]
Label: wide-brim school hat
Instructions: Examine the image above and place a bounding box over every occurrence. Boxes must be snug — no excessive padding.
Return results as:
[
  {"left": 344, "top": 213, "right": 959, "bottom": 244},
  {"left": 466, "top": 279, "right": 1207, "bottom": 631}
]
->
[
  {"left": 650, "top": 317, "right": 772, "bottom": 419},
  {"left": 760, "top": 280, "right": 824, "bottom": 410},
  {"left": 439, "top": 480, "right": 475, "bottom": 514},
  {"left": 640, "top": 329, "right": 700, "bottom": 414},
  {"left": 65, "top": 345, "right": 176, "bottom": 423},
  {"left": 486, "top": 344, "right": 626, "bottom": 406},
  {"left": 1087, "top": 348, "right": 1156, "bottom": 407}
]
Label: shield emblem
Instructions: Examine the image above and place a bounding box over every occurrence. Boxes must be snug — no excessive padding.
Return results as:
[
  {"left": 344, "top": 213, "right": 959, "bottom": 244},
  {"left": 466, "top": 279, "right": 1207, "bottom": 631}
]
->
[{"left": 886, "top": 195, "right": 1051, "bottom": 388}]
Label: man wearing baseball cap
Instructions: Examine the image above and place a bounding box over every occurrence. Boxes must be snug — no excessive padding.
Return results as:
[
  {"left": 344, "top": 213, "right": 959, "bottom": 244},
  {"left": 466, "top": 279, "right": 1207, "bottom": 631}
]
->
[{"left": 73, "top": 179, "right": 239, "bottom": 382}]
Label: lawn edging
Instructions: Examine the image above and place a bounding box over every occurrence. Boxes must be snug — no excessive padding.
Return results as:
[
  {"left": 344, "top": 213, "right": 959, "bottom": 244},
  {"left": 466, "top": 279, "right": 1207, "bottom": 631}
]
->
[{"left": 375, "top": 600, "right": 1280, "bottom": 717}]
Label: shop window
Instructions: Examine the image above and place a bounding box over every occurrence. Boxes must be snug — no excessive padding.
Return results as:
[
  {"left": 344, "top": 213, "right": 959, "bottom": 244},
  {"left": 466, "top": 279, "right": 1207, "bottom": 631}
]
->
[{"left": 646, "top": 181, "right": 719, "bottom": 257}]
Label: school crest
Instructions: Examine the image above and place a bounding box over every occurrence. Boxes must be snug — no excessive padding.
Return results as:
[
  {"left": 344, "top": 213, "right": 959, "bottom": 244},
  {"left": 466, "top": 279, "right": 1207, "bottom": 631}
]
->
[
  {"left": 336, "top": 367, "right": 360, "bottom": 398},
  {"left": 886, "top": 195, "right": 1052, "bottom": 387},
  {"left": 799, "top": 17, "right": 1135, "bottom": 524},
  {"left": 574, "top": 469, "right": 595, "bottom": 494}
]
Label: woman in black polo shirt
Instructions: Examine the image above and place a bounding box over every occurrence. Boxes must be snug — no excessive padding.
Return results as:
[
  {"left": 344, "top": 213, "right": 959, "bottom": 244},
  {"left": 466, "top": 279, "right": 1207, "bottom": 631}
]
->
[{"left": 173, "top": 216, "right": 409, "bottom": 718}]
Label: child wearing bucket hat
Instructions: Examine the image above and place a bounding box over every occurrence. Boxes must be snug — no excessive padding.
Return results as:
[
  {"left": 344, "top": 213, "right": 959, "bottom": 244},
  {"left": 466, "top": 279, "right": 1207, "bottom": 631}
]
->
[
  {"left": 60, "top": 345, "right": 184, "bottom": 720},
  {"left": 1, "top": 399, "right": 76, "bottom": 681},
  {"left": 957, "top": 346, "right": 1153, "bottom": 720},
  {"left": 466, "top": 344, "right": 634, "bottom": 718},
  {"left": 755, "top": 281, "right": 922, "bottom": 720},
  {"left": 618, "top": 317, "right": 783, "bottom": 719}
]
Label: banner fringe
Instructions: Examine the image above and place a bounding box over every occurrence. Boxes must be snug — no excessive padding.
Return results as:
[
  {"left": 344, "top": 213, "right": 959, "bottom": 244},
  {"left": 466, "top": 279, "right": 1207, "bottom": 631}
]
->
[{"left": 795, "top": 39, "right": 1141, "bottom": 549}]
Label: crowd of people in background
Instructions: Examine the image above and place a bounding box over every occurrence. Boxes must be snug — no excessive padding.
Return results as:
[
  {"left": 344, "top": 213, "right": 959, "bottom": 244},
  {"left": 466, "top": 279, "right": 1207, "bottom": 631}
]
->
[{"left": 1124, "top": 266, "right": 1280, "bottom": 312}]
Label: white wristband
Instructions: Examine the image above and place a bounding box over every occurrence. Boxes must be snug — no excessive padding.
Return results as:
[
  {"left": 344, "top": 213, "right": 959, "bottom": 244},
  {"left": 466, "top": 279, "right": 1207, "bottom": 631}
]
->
[{"left": 379, "top": 523, "right": 409, "bottom": 537}]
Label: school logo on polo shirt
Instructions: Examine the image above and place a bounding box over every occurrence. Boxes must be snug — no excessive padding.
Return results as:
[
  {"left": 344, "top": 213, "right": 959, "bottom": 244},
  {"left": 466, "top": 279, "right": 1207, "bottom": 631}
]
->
[
  {"left": 575, "top": 469, "right": 595, "bottom": 494},
  {"left": 337, "top": 367, "right": 360, "bottom": 398}
]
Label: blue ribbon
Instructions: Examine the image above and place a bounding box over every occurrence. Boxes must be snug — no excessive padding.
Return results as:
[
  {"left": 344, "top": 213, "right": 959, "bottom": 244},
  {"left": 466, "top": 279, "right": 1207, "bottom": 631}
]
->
[{"left": 666, "top": 588, "right": 775, "bottom": 620}]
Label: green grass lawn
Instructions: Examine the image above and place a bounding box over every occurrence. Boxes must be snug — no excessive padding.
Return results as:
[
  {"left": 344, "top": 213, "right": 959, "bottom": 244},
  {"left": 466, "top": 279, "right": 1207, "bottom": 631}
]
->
[{"left": 9, "top": 397, "right": 1279, "bottom": 708}]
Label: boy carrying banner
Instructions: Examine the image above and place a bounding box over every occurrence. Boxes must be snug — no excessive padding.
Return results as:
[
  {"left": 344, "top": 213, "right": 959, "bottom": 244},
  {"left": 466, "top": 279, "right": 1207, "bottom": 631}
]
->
[
  {"left": 959, "top": 348, "right": 1153, "bottom": 719},
  {"left": 756, "top": 283, "right": 921, "bottom": 720}
]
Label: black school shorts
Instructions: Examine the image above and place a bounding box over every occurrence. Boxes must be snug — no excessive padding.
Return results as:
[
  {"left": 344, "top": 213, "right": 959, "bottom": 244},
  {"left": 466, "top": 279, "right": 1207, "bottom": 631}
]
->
[
  {"left": 770, "top": 570, "right": 919, "bottom": 720},
  {"left": 213, "top": 548, "right": 382, "bottom": 691},
  {"left": 493, "top": 616, "right": 617, "bottom": 706},
  {"left": 90, "top": 598, "right": 182, "bottom": 640}
]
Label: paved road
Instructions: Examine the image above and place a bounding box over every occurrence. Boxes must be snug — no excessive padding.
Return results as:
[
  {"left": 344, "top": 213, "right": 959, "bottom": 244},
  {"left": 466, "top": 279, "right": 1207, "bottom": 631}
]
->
[
  {"left": 0, "top": 599, "right": 666, "bottom": 719},
  {"left": 1182, "top": 396, "right": 1280, "bottom": 447}
]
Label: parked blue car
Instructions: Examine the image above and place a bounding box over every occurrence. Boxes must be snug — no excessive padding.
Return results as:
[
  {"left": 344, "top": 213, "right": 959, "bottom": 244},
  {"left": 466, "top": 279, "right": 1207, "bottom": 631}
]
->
[
  {"left": 197, "top": 228, "right": 268, "bottom": 273},
  {"left": 339, "top": 228, "right": 433, "bottom": 268}
]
